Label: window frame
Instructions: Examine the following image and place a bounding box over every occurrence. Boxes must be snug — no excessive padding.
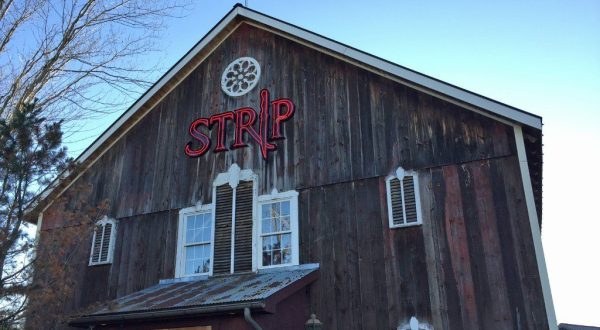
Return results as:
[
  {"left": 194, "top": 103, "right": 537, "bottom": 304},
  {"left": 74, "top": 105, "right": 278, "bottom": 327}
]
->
[
  {"left": 88, "top": 216, "right": 117, "bottom": 266},
  {"left": 386, "top": 167, "right": 423, "bottom": 229},
  {"left": 256, "top": 189, "right": 299, "bottom": 270},
  {"left": 175, "top": 204, "right": 214, "bottom": 278}
]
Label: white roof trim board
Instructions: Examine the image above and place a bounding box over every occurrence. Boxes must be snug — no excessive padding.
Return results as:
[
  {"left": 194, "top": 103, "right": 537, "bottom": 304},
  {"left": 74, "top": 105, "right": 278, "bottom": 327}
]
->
[{"left": 30, "top": 4, "right": 542, "bottom": 214}]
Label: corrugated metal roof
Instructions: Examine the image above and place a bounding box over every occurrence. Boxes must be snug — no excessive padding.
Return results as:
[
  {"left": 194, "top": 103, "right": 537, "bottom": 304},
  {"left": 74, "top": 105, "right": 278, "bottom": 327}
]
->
[{"left": 87, "top": 263, "right": 318, "bottom": 317}]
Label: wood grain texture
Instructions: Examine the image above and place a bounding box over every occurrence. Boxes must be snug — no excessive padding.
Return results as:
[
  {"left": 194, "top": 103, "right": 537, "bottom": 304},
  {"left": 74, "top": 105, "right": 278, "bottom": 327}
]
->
[
  {"left": 424, "top": 156, "right": 548, "bottom": 329},
  {"left": 47, "top": 23, "right": 516, "bottom": 222},
  {"left": 36, "top": 23, "right": 549, "bottom": 329}
]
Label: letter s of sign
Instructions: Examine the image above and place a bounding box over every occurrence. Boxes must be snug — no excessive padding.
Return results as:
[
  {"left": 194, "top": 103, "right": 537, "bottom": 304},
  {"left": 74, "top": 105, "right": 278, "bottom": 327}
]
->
[{"left": 184, "top": 118, "right": 211, "bottom": 157}]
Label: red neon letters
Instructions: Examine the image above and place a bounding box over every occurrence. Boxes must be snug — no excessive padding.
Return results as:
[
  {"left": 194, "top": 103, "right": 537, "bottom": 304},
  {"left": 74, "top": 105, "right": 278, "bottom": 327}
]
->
[{"left": 185, "top": 89, "right": 295, "bottom": 160}]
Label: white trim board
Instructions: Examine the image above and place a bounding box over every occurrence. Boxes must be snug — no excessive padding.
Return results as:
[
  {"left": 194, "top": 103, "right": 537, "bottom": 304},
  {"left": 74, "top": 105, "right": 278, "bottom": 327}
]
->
[
  {"left": 514, "top": 125, "right": 557, "bottom": 329},
  {"left": 29, "top": 4, "right": 542, "bottom": 216}
]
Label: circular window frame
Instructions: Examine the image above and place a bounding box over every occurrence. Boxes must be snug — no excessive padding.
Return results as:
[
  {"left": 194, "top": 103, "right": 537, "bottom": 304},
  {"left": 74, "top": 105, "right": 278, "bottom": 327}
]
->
[{"left": 220, "top": 57, "right": 261, "bottom": 97}]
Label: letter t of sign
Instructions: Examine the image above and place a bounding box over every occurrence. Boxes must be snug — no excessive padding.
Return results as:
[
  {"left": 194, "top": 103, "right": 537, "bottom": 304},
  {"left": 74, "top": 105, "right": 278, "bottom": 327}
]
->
[{"left": 209, "top": 112, "right": 235, "bottom": 152}]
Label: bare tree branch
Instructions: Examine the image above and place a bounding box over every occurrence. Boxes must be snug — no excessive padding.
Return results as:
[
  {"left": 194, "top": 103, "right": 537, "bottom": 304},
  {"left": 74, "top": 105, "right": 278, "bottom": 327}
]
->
[
  {"left": 0, "top": 1, "right": 191, "bottom": 326},
  {"left": 0, "top": 0, "right": 190, "bottom": 121}
]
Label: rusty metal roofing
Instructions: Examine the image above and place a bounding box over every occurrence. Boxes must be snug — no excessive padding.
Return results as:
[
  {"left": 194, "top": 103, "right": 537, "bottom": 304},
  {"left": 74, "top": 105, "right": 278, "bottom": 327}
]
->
[{"left": 82, "top": 263, "right": 318, "bottom": 319}]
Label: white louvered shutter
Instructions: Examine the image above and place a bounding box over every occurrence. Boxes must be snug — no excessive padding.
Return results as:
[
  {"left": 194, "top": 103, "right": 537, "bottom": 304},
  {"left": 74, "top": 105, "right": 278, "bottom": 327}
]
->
[
  {"left": 403, "top": 176, "right": 418, "bottom": 224},
  {"left": 388, "top": 171, "right": 421, "bottom": 228},
  {"left": 100, "top": 223, "right": 112, "bottom": 262},
  {"left": 389, "top": 177, "right": 405, "bottom": 226},
  {"left": 90, "top": 225, "right": 102, "bottom": 263},
  {"left": 89, "top": 220, "right": 115, "bottom": 265}
]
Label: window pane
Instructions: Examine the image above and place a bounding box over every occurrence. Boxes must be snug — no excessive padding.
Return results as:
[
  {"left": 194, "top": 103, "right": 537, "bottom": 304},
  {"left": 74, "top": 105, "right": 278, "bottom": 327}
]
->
[
  {"left": 281, "top": 233, "right": 291, "bottom": 250},
  {"left": 186, "top": 213, "right": 212, "bottom": 244},
  {"left": 262, "top": 235, "right": 271, "bottom": 251},
  {"left": 202, "top": 214, "right": 212, "bottom": 242},
  {"left": 261, "top": 234, "right": 292, "bottom": 267},
  {"left": 272, "top": 250, "right": 282, "bottom": 265},
  {"left": 185, "top": 244, "right": 211, "bottom": 275},
  {"left": 202, "top": 225, "right": 211, "bottom": 242},
  {"left": 281, "top": 201, "right": 290, "bottom": 216},
  {"left": 186, "top": 228, "right": 194, "bottom": 244},
  {"left": 190, "top": 245, "right": 198, "bottom": 259},
  {"left": 203, "top": 213, "right": 212, "bottom": 228},
  {"left": 262, "top": 217, "right": 271, "bottom": 234},
  {"left": 186, "top": 216, "right": 196, "bottom": 244},
  {"left": 185, "top": 260, "right": 194, "bottom": 275},
  {"left": 193, "top": 226, "right": 203, "bottom": 243},
  {"left": 263, "top": 250, "right": 272, "bottom": 266},
  {"left": 188, "top": 216, "right": 196, "bottom": 231},
  {"left": 271, "top": 217, "right": 281, "bottom": 232},
  {"left": 272, "top": 234, "right": 282, "bottom": 250},
  {"left": 262, "top": 201, "right": 292, "bottom": 234},
  {"left": 201, "top": 259, "right": 210, "bottom": 273},
  {"left": 201, "top": 244, "right": 210, "bottom": 258},
  {"left": 282, "top": 248, "right": 291, "bottom": 264},
  {"left": 281, "top": 216, "right": 291, "bottom": 231},
  {"left": 262, "top": 204, "right": 271, "bottom": 219},
  {"left": 270, "top": 202, "right": 280, "bottom": 218}
]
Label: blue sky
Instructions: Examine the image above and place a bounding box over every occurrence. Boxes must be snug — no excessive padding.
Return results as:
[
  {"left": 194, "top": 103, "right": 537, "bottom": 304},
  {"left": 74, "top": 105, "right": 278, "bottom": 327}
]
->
[{"left": 64, "top": 0, "right": 600, "bottom": 325}]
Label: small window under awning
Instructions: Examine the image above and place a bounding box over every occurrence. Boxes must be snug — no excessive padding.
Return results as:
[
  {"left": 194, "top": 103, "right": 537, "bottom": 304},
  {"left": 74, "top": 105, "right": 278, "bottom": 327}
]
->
[{"left": 69, "top": 263, "right": 319, "bottom": 328}]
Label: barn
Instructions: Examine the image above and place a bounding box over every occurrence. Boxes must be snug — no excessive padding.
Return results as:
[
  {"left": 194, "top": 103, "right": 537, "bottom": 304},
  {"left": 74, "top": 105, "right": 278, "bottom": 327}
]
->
[{"left": 27, "top": 4, "right": 555, "bottom": 329}]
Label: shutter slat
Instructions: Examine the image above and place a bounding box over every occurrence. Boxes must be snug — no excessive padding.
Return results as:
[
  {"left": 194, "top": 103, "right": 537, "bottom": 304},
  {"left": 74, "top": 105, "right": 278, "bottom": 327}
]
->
[
  {"left": 390, "top": 178, "right": 405, "bottom": 226},
  {"left": 100, "top": 223, "right": 112, "bottom": 262},
  {"left": 234, "top": 181, "right": 254, "bottom": 272},
  {"left": 403, "top": 176, "right": 418, "bottom": 223},
  {"left": 213, "top": 184, "right": 233, "bottom": 274},
  {"left": 91, "top": 225, "right": 102, "bottom": 263}
]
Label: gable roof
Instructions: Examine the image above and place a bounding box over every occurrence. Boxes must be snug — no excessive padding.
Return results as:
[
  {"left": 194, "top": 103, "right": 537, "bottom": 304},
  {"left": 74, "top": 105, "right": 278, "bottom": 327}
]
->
[{"left": 27, "top": 4, "right": 543, "bottom": 220}]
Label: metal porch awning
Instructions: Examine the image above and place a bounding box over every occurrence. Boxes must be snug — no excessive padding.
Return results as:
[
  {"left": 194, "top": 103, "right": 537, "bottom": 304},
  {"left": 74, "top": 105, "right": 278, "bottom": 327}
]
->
[{"left": 69, "top": 263, "right": 319, "bottom": 328}]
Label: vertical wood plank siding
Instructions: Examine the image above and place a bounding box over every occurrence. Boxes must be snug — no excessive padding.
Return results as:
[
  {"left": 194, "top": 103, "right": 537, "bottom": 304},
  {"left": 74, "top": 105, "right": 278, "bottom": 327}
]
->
[
  {"left": 38, "top": 23, "right": 548, "bottom": 329},
  {"left": 424, "top": 157, "right": 547, "bottom": 329},
  {"left": 47, "top": 23, "right": 518, "bottom": 222}
]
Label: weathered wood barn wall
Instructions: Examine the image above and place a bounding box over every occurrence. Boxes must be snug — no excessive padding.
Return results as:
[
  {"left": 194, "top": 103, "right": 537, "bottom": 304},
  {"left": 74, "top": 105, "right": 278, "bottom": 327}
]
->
[{"left": 34, "top": 13, "right": 549, "bottom": 330}]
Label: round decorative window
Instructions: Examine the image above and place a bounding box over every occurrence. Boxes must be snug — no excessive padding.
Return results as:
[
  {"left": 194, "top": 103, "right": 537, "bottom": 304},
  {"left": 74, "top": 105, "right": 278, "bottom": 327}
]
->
[{"left": 220, "top": 57, "right": 261, "bottom": 97}]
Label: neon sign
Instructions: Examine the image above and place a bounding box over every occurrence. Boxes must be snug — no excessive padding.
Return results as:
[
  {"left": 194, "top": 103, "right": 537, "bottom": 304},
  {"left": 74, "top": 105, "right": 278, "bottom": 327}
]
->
[{"left": 185, "top": 89, "right": 295, "bottom": 160}]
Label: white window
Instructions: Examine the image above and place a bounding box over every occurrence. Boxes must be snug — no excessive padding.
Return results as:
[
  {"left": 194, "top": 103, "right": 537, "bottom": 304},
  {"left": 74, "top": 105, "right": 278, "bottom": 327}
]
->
[
  {"left": 257, "top": 189, "right": 299, "bottom": 269},
  {"left": 89, "top": 217, "right": 116, "bottom": 266},
  {"left": 386, "top": 167, "right": 422, "bottom": 228},
  {"left": 176, "top": 205, "right": 213, "bottom": 277},
  {"left": 175, "top": 164, "right": 301, "bottom": 277}
]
